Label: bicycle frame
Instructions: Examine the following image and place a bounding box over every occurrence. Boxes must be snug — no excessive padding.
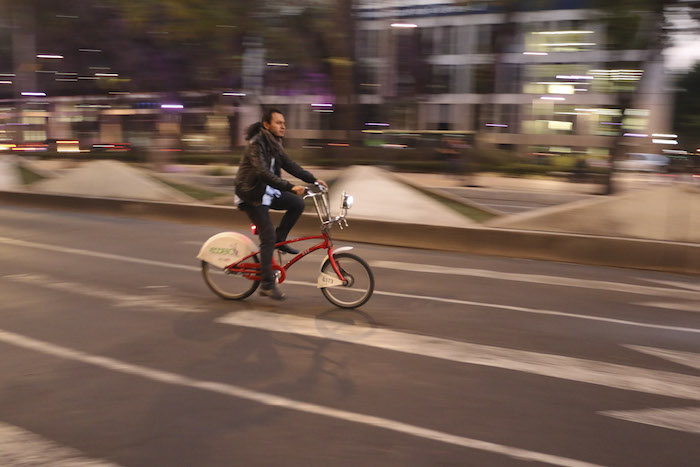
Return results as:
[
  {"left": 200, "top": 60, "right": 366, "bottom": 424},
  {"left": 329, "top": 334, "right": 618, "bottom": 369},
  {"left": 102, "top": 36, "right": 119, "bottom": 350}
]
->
[{"left": 223, "top": 229, "right": 345, "bottom": 285}]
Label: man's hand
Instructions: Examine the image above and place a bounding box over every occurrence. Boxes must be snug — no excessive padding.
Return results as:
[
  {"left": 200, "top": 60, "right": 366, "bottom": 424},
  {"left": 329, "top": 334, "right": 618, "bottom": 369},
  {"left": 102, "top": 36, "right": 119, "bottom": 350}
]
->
[
  {"left": 316, "top": 179, "right": 328, "bottom": 189},
  {"left": 291, "top": 185, "right": 306, "bottom": 196}
]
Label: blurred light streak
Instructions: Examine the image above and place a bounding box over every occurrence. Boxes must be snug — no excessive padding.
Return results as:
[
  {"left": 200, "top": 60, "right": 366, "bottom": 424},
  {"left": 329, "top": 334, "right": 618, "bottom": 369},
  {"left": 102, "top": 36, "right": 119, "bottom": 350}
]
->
[
  {"left": 391, "top": 23, "right": 418, "bottom": 28},
  {"left": 623, "top": 133, "right": 648, "bottom": 137},
  {"left": 540, "top": 96, "right": 565, "bottom": 101},
  {"left": 37, "top": 54, "right": 64, "bottom": 59},
  {"left": 542, "top": 42, "right": 595, "bottom": 47},
  {"left": 21, "top": 92, "right": 46, "bottom": 97},
  {"left": 267, "top": 62, "right": 289, "bottom": 67},
  {"left": 523, "top": 52, "right": 548, "bottom": 55},
  {"left": 365, "top": 122, "right": 390, "bottom": 126},
  {"left": 556, "top": 75, "right": 593, "bottom": 80},
  {"left": 534, "top": 30, "right": 594, "bottom": 35},
  {"left": 161, "top": 104, "right": 184, "bottom": 109},
  {"left": 223, "top": 92, "right": 246, "bottom": 96},
  {"left": 485, "top": 124, "right": 508, "bottom": 127}
]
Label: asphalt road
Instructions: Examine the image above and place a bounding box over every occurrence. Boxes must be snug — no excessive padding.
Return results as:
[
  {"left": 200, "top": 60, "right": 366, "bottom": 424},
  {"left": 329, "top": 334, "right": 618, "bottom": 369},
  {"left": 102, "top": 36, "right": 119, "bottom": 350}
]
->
[{"left": 0, "top": 205, "right": 699, "bottom": 467}]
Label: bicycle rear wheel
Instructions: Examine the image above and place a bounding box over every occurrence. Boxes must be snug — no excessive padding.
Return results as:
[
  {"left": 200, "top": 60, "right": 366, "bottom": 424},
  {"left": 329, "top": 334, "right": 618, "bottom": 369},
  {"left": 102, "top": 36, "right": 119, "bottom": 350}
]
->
[
  {"left": 321, "top": 253, "right": 374, "bottom": 308},
  {"left": 201, "top": 258, "right": 259, "bottom": 300}
]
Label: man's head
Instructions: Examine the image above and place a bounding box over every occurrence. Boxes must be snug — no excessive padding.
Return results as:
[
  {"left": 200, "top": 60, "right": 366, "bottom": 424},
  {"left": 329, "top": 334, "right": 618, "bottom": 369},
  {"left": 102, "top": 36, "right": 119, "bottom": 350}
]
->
[{"left": 262, "top": 108, "right": 285, "bottom": 138}]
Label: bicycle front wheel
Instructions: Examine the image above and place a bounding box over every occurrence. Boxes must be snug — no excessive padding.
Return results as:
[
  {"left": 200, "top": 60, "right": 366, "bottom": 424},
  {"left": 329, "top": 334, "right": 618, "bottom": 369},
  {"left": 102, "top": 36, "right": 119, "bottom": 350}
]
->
[
  {"left": 321, "top": 253, "right": 374, "bottom": 308},
  {"left": 201, "top": 259, "right": 259, "bottom": 300}
]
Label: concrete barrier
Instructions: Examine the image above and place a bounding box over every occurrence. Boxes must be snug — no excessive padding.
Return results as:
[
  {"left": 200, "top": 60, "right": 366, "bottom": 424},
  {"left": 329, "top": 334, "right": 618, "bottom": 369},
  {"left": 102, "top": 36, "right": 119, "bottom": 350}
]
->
[{"left": 1, "top": 189, "right": 697, "bottom": 275}]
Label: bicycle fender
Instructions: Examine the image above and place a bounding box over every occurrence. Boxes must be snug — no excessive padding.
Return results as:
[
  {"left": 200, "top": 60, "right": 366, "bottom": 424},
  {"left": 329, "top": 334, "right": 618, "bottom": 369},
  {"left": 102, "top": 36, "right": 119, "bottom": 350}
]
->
[
  {"left": 197, "top": 232, "right": 256, "bottom": 269},
  {"left": 317, "top": 246, "right": 354, "bottom": 288}
]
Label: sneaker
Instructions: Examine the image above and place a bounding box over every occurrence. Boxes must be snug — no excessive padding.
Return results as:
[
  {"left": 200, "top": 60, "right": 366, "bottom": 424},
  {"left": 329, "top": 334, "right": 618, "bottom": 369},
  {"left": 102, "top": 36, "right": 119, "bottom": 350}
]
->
[
  {"left": 259, "top": 284, "right": 286, "bottom": 301},
  {"left": 276, "top": 243, "right": 299, "bottom": 255}
]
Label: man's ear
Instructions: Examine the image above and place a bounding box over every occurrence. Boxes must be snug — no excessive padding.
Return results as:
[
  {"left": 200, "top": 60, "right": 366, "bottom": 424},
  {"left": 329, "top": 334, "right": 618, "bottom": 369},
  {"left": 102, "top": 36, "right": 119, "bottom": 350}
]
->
[{"left": 262, "top": 121, "right": 270, "bottom": 130}]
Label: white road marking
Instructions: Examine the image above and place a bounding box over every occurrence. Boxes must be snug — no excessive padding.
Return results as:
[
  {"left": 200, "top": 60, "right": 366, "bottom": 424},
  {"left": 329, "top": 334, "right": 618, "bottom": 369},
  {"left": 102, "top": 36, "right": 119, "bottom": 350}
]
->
[
  {"left": 599, "top": 407, "right": 700, "bottom": 435},
  {"left": 627, "top": 345, "right": 700, "bottom": 371},
  {"left": 216, "top": 310, "right": 700, "bottom": 402},
  {"left": 635, "top": 301, "right": 699, "bottom": 313},
  {"left": 371, "top": 260, "right": 700, "bottom": 301},
  {"left": 367, "top": 288, "right": 700, "bottom": 334},
  {"left": 3, "top": 273, "right": 206, "bottom": 314},
  {"left": 1, "top": 235, "right": 699, "bottom": 334},
  {"left": 0, "top": 236, "right": 199, "bottom": 272},
  {"left": 0, "top": 421, "right": 121, "bottom": 466},
  {"left": 641, "top": 278, "right": 700, "bottom": 293},
  {"left": 0, "top": 329, "right": 602, "bottom": 467}
]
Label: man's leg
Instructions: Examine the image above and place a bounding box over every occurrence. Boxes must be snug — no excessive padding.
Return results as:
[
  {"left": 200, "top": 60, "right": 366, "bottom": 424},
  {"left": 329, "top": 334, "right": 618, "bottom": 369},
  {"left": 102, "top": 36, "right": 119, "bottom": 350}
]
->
[
  {"left": 270, "top": 191, "right": 305, "bottom": 243},
  {"left": 240, "top": 204, "right": 277, "bottom": 289},
  {"left": 268, "top": 191, "right": 305, "bottom": 255}
]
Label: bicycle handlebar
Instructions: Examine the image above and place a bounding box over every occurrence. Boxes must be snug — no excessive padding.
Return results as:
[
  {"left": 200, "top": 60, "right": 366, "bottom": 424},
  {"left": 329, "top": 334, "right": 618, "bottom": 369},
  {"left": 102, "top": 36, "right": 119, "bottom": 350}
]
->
[{"left": 303, "top": 182, "right": 328, "bottom": 198}]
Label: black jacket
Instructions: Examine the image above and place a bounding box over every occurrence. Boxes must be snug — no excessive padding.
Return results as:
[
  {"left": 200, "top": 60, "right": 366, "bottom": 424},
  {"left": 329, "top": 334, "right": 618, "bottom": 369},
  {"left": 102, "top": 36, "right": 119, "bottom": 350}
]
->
[{"left": 234, "top": 129, "right": 316, "bottom": 206}]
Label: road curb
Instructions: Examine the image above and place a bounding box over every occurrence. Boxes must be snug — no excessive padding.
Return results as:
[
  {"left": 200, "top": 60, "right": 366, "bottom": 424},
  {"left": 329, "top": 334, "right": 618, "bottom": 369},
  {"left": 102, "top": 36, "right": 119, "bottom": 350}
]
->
[{"left": 1, "top": 190, "right": 697, "bottom": 275}]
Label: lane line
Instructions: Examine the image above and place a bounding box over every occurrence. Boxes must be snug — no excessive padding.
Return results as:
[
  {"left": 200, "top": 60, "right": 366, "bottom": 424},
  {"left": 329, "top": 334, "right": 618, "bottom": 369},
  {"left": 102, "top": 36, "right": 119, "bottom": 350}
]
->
[
  {"left": 641, "top": 278, "right": 700, "bottom": 293},
  {"left": 0, "top": 236, "right": 199, "bottom": 272},
  {"left": 3, "top": 273, "right": 206, "bottom": 314},
  {"left": 216, "top": 310, "right": 700, "bottom": 402},
  {"left": 366, "top": 288, "right": 700, "bottom": 334},
  {"left": 0, "top": 421, "right": 121, "bottom": 466},
  {"left": 599, "top": 407, "right": 700, "bottom": 435},
  {"left": 371, "top": 260, "right": 700, "bottom": 301},
  {"left": 2, "top": 235, "right": 699, "bottom": 334},
  {"left": 634, "top": 301, "right": 699, "bottom": 313},
  {"left": 0, "top": 328, "right": 602, "bottom": 467}
]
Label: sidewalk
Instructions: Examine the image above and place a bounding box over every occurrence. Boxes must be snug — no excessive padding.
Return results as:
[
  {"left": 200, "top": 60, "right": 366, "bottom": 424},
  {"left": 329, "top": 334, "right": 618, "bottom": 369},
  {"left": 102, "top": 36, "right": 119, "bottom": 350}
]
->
[{"left": 1, "top": 157, "right": 698, "bottom": 274}]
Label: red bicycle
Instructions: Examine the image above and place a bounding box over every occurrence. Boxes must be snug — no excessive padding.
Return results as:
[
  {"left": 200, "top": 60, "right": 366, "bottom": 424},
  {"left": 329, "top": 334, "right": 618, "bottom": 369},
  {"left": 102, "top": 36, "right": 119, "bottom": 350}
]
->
[{"left": 198, "top": 184, "right": 374, "bottom": 308}]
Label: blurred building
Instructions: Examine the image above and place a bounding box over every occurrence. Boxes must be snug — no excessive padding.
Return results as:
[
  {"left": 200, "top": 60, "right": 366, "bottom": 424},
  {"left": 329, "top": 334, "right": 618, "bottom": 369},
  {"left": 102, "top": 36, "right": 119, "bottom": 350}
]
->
[
  {"left": 351, "top": 0, "right": 673, "bottom": 159},
  {"left": 0, "top": 0, "right": 677, "bottom": 160}
]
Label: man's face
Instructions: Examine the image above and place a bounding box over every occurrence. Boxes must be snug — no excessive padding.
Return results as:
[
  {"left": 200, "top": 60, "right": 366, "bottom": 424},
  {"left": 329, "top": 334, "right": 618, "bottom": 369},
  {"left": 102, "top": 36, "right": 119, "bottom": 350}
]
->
[{"left": 264, "top": 112, "right": 286, "bottom": 138}]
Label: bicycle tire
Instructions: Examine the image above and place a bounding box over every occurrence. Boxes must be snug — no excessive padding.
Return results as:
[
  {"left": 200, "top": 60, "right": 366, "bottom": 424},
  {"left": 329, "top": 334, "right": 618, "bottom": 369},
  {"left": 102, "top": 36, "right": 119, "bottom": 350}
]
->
[
  {"left": 320, "top": 253, "right": 374, "bottom": 308},
  {"left": 201, "top": 258, "right": 259, "bottom": 300}
]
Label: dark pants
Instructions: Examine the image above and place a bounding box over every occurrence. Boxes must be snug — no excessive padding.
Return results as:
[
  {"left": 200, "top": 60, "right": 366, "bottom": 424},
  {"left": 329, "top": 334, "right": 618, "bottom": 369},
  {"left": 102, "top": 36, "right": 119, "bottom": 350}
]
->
[{"left": 240, "top": 191, "right": 305, "bottom": 287}]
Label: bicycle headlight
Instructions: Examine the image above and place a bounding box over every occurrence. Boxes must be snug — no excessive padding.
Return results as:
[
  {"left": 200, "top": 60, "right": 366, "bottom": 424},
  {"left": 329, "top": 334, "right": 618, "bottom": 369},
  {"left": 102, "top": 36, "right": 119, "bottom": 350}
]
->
[{"left": 342, "top": 193, "right": 354, "bottom": 210}]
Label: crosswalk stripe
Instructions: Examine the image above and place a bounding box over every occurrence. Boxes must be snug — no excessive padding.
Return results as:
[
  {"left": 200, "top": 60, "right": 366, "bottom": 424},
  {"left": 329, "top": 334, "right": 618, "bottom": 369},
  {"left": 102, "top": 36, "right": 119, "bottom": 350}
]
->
[
  {"left": 0, "top": 328, "right": 601, "bottom": 467},
  {"left": 599, "top": 407, "right": 700, "bottom": 434},
  {"left": 0, "top": 421, "right": 121, "bottom": 466},
  {"left": 216, "top": 310, "right": 700, "bottom": 401},
  {"left": 627, "top": 345, "right": 700, "bottom": 371}
]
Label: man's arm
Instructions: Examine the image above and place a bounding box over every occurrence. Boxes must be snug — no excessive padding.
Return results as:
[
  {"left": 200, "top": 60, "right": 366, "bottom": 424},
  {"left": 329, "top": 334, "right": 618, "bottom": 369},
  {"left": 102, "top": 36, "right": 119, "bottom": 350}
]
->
[{"left": 278, "top": 150, "right": 317, "bottom": 185}]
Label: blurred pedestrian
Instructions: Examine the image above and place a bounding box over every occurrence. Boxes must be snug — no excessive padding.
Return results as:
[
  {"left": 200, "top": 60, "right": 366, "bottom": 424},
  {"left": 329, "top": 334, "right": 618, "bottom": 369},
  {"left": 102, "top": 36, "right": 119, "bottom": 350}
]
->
[{"left": 235, "top": 108, "right": 327, "bottom": 300}]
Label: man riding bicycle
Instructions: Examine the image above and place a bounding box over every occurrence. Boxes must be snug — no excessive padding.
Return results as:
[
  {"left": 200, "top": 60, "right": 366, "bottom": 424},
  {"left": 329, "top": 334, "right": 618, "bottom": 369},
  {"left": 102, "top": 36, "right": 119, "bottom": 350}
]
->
[{"left": 234, "top": 108, "right": 328, "bottom": 300}]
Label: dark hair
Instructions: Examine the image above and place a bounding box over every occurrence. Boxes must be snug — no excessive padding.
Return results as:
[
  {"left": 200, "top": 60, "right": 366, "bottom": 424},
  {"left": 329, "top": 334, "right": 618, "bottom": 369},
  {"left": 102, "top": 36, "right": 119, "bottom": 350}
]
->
[{"left": 245, "top": 107, "right": 284, "bottom": 140}]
